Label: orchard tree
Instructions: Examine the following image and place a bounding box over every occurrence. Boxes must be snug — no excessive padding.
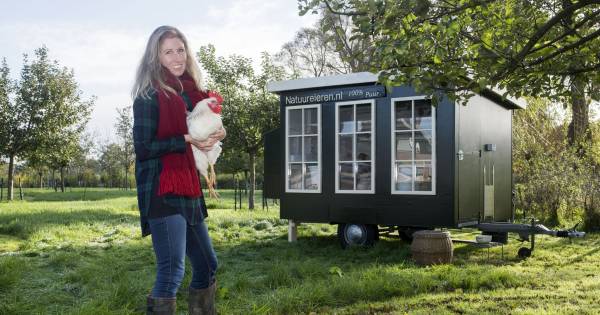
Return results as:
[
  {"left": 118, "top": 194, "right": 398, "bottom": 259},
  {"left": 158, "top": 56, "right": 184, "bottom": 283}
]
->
[
  {"left": 0, "top": 47, "right": 94, "bottom": 200},
  {"left": 46, "top": 127, "right": 90, "bottom": 192},
  {"left": 197, "top": 45, "right": 285, "bottom": 209},
  {"left": 115, "top": 106, "right": 134, "bottom": 189},
  {"left": 69, "top": 132, "right": 95, "bottom": 187},
  {"left": 299, "top": 0, "right": 600, "bottom": 148},
  {"left": 99, "top": 142, "right": 123, "bottom": 188},
  {"left": 25, "top": 148, "right": 49, "bottom": 189}
]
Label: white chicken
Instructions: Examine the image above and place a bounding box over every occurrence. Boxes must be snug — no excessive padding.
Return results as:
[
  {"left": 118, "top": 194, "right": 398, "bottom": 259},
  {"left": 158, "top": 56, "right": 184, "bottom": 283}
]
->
[{"left": 186, "top": 91, "right": 224, "bottom": 198}]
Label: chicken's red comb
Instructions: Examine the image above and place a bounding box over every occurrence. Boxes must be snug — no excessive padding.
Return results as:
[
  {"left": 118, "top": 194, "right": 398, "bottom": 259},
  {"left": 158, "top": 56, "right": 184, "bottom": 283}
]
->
[{"left": 208, "top": 91, "right": 223, "bottom": 105}]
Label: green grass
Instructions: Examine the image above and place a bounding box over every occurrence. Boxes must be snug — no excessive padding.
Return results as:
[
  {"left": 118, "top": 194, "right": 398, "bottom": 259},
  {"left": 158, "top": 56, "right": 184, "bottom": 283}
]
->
[{"left": 0, "top": 188, "right": 598, "bottom": 314}]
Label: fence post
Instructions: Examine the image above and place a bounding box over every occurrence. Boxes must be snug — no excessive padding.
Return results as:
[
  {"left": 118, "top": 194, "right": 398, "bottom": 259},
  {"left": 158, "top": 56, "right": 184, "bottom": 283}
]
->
[
  {"left": 238, "top": 180, "right": 242, "bottom": 210},
  {"left": 233, "top": 176, "right": 238, "bottom": 211}
]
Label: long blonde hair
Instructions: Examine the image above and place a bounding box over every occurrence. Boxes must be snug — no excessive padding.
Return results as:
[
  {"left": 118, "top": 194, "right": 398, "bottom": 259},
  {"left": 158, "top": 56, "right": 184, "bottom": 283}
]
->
[{"left": 131, "top": 25, "right": 205, "bottom": 100}]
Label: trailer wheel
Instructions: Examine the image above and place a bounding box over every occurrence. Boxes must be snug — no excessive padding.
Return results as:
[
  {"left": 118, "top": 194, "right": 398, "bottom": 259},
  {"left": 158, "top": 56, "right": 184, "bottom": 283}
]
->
[
  {"left": 518, "top": 247, "right": 532, "bottom": 258},
  {"left": 338, "top": 223, "right": 377, "bottom": 249}
]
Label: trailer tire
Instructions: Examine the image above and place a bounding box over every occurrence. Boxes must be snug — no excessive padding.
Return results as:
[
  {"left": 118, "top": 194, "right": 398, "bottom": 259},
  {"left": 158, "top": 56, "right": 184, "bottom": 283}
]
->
[
  {"left": 338, "top": 223, "right": 377, "bottom": 249},
  {"left": 518, "top": 247, "right": 531, "bottom": 258}
]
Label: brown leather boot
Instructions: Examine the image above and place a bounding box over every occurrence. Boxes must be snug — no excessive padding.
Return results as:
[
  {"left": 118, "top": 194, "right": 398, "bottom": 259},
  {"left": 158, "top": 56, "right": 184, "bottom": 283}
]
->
[
  {"left": 188, "top": 281, "right": 216, "bottom": 315},
  {"left": 146, "top": 295, "right": 176, "bottom": 315}
]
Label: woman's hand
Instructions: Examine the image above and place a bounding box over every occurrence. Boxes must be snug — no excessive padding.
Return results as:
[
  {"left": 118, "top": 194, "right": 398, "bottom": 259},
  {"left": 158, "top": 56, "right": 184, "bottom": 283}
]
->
[
  {"left": 184, "top": 134, "right": 219, "bottom": 151},
  {"left": 209, "top": 127, "right": 226, "bottom": 141}
]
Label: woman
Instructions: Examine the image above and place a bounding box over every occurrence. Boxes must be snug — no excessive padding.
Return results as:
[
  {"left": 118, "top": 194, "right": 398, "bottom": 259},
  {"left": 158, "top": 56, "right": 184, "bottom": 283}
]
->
[{"left": 131, "top": 25, "right": 224, "bottom": 315}]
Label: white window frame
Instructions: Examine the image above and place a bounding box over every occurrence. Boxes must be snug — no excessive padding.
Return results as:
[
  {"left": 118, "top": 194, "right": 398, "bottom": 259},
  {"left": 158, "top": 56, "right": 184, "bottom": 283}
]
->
[
  {"left": 335, "top": 99, "right": 376, "bottom": 194},
  {"left": 285, "top": 104, "right": 322, "bottom": 193},
  {"left": 390, "top": 96, "right": 436, "bottom": 195}
]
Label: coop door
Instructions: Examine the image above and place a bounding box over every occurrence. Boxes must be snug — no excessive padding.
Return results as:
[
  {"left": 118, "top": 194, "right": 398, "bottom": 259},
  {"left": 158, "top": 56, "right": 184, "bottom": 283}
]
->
[{"left": 457, "top": 102, "right": 482, "bottom": 223}]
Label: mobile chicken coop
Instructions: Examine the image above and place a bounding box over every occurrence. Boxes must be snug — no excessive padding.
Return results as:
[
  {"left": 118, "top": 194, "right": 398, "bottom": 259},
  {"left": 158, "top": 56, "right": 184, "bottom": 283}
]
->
[{"left": 264, "top": 72, "right": 584, "bottom": 257}]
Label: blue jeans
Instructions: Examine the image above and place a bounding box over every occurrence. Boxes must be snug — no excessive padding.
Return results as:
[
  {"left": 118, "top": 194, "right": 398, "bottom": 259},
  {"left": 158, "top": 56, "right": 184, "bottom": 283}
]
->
[{"left": 148, "top": 214, "right": 218, "bottom": 298}]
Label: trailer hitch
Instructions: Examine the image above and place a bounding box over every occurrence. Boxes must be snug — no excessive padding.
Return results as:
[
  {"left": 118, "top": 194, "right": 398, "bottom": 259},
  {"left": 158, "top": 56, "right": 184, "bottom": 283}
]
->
[{"left": 476, "top": 219, "right": 585, "bottom": 258}]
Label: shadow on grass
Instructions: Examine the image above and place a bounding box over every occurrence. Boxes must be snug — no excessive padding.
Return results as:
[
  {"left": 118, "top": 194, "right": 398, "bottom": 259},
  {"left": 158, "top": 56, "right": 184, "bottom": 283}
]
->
[
  {"left": 19, "top": 188, "right": 137, "bottom": 202},
  {"left": 0, "top": 209, "right": 139, "bottom": 239}
]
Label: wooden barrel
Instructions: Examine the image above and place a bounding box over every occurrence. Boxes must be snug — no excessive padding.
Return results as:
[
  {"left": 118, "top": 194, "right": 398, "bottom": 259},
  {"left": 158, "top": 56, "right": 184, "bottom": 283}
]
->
[{"left": 410, "top": 230, "right": 453, "bottom": 266}]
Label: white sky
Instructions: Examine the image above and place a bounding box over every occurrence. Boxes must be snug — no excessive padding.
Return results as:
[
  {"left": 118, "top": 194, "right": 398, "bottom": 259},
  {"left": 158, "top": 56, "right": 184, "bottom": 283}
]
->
[{"left": 0, "top": 0, "right": 318, "bottom": 141}]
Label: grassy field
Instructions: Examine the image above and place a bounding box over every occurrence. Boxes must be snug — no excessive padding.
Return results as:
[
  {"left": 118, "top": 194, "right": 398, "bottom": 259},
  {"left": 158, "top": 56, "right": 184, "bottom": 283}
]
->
[{"left": 0, "top": 188, "right": 598, "bottom": 314}]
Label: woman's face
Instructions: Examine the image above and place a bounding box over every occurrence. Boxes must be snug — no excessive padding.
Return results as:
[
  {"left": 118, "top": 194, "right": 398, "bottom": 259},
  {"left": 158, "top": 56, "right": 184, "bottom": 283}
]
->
[{"left": 159, "top": 36, "right": 187, "bottom": 77}]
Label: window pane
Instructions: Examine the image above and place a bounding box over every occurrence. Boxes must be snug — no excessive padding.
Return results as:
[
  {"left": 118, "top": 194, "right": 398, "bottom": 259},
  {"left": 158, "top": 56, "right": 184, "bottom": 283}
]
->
[
  {"left": 339, "top": 163, "right": 354, "bottom": 190},
  {"left": 288, "top": 137, "right": 302, "bottom": 162},
  {"left": 289, "top": 109, "right": 302, "bottom": 135},
  {"left": 415, "top": 162, "right": 432, "bottom": 191},
  {"left": 356, "top": 103, "right": 371, "bottom": 132},
  {"left": 304, "top": 163, "right": 320, "bottom": 190},
  {"left": 304, "top": 136, "right": 318, "bottom": 162},
  {"left": 289, "top": 164, "right": 302, "bottom": 189},
  {"left": 395, "top": 101, "right": 412, "bottom": 130},
  {"left": 339, "top": 105, "right": 354, "bottom": 133},
  {"left": 304, "top": 108, "right": 318, "bottom": 135},
  {"left": 395, "top": 162, "right": 413, "bottom": 191},
  {"left": 395, "top": 132, "right": 412, "bottom": 160},
  {"left": 356, "top": 162, "right": 371, "bottom": 190},
  {"left": 414, "top": 130, "right": 433, "bottom": 160},
  {"left": 338, "top": 134, "right": 353, "bottom": 161},
  {"left": 414, "top": 99, "right": 432, "bottom": 130},
  {"left": 356, "top": 133, "right": 371, "bottom": 161}
]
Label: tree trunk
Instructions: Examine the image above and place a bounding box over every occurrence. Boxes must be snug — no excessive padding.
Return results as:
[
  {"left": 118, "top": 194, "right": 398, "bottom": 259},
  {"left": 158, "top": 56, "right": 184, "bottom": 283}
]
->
[
  {"left": 52, "top": 169, "right": 57, "bottom": 192},
  {"left": 124, "top": 165, "right": 128, "bottom": 191},
  {"left": 248, "top": 154, "right": 256, "bottom": 210},
  {"left": 7, "top": 154, "right": 15, "bottom": 201},
  {"left": 567, "top": 76, "right": 590, "bottom": 152},
  {"left": 60, "top": 167, "right": 65, "bottom": 192},
  {"left": 18, "top": 177, "right": 23, "bottom": 200},
  {"left": 243, "top": 170, "right": 248, "bottom": 196},
  {"left": 38, "top": 170, "right": 43, "bottom": 189}
]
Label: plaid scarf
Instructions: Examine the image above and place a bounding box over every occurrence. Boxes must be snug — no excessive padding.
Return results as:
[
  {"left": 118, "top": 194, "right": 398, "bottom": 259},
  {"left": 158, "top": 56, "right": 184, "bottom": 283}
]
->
[{"left": 156, "top": 70, "right": 208, "bottom": 197}]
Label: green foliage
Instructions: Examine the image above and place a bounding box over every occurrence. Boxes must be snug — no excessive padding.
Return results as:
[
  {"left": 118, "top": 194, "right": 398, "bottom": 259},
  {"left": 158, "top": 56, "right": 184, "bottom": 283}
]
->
[
  {"left": 513, "top": 98, "right": 600, "bottom": 228},
  {"left": 0, "top": 58, "right": 12, "bottom": 156},
  {"left": 0, "top": 47, "right": 93, "bottom": 198},
  {"left": 98, "top": 143, "right": 127, "bottom": 188}
]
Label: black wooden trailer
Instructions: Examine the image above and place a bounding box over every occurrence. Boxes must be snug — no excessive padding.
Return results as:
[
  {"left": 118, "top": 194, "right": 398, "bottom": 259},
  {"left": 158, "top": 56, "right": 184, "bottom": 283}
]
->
[{"left": 264, "top": 73, "right": 584, "bottom": 257}]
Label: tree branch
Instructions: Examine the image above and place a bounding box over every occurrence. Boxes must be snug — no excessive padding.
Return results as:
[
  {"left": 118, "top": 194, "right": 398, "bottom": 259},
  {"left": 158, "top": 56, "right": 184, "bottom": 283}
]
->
[
  {"left": 528, "top": 10, "right": 600, "bottom": 55},
  {"left": 526, "top": 27, "right": 600, "bottom": 67},
  {"left": 322, "top": 0, "right": 366, "bottom": 16},
  {"left": 512, "top": 0, "right": 599, "bottom": 67},
  {"left": 417, "top": 0, "right": 496, "bottom": 23},
  {"left": 552, "top": 63, "right": 600, "bottom": 75}
]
